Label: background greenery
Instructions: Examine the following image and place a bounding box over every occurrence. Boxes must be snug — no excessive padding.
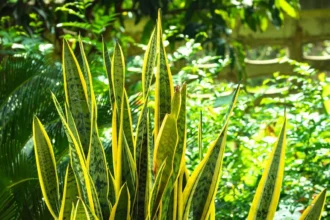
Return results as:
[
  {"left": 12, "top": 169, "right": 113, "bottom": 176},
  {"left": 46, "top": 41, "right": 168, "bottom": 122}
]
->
[{"left": 0, "top": 0, "right": 329, "bottom": 219}]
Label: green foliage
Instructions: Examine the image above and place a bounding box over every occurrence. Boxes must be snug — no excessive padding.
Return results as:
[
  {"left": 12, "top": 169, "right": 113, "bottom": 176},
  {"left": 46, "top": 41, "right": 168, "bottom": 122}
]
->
[
  {"left": 30, "top": 11, "right": 327, "bottom": 220},
  {"left": 176, "top": 43, "right": 330, "bottom": 218}
]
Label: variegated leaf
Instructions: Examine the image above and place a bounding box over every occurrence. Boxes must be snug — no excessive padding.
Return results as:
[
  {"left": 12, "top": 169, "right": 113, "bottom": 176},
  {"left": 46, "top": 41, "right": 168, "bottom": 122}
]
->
[
  {"left": 62, "top": 41, "right": 91, "bottom": 157},
  {"left": 142, "top": 27, "right": 157, "bottom": 98},
  {"left": 52, "top": 94, "right": 97, "bottom": 216},
  {"left": 182, "top": 85, "right": 240, "bottom": 219},
  {"left": 149, "top": 160, "right": 167, "bottom": 219},
  {"left": 247, "top": 116, "right": 287, "bottom": 220},
  {"left": 33, "top": 116, "right": 59, "bottom": 218},
  {"left": 134, "top": 99, "right": 151, "bottom": 219},
  {"left": 299, "top": 189, "right": 327, "bottom": 220},
  {"left": 110, "top": 183, "right": 130, "bottom": 220},
  {"left": 59, "top": 165, "right": 79, "bottom": 220},
  {"left": 154, "top": 9, "right": 174, "bottom": 138}
]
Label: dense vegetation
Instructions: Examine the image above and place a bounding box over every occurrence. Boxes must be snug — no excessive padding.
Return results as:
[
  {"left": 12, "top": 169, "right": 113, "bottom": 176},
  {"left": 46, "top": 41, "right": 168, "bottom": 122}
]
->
[{"left": 0, "top": 0, "right": 328, "bottom": 219}]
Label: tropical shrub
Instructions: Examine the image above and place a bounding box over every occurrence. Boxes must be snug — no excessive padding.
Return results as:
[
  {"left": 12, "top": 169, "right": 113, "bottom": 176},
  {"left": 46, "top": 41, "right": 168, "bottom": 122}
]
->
[{"left": 32, "top": 11, "right": 326, "bottom": 219}]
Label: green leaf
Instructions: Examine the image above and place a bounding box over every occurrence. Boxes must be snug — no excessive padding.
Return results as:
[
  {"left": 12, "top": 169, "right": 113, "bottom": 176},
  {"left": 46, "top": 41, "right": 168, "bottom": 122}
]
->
[
  {"left": 59, "top": 165, "right": 79, "bottom": 220},
  {"left": 121, "top": 134, "right": 137, "bottom": 214},
  {"left": 102, "top": 39, "right": 115, "bottom": 111},
  {"left": 122, "top": 90, "right": 135, "bottom": 156},
  {"left": 149, "top": 160, "right": 167, "bottom": 219},
  {"left": 87, "top": 119, "right": 110, "bottom": 219},
  {"left": 153, "top": 113, "right": 178, "bottom": 186},
  {"left": 278, "top": 0, "right": 297, "bottom": 18},
  {"left": 110, "top": 183, "right": 131, "bottom": 220},
  {"left": 247, "top": 116, "right": 287, "bottom": 220},
  {"left": 78, "top": 37, "right": 93, "bottom": 109},
  {"left": 185, "top": 123, "right": 228, "bottom": 219},
  {"left": 182, "top": 85, "right": 240, "bottom": 219},
  {"left": 299, "top": 189, "right": 327, "bottom": 220},
  {"left": 62, "top": 41, "right": 91, "bottom": 157},
  {"left": 154, "top": 9, "right": 174, "bottom": 138},
  {"left": 142, "top": 27, "right": 157, "bottom": 98},
  {"left": 134, "top": 99, "right": 151, "bottom": 219},
  {"left": 161, "top": 85, "right": 184, "bottom": 217},
  {"left": 52, "top": 94, "right": 97, "bottom": 216},
  {"left": 72, "top": 200, "right": 89, "bottom": 220},
  {"left": 111, "top": 43, "right": 125, "bottom": 115},
  {"left": 33, "top": 116, "right": 59, "bottom": 218},
  {"left": 108, "top": 172, "right": 117, "bottom": 207}
]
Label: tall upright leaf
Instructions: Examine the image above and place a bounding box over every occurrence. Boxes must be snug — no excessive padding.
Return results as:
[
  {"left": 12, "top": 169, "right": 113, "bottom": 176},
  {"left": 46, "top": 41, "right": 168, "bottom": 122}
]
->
[
  {"left": 149, "top": 160, "right": 167, "bottom": 219},
  {"left": 154, "top": 9, "right": 174, "bottom": 138},
  {"left": 299, "top": 189, "right": 327, "bottom": 220},
  {"left": 247, "top": 116, "right": 287, "bottom": 220},
  {"left": 121, "top": 135, "right": 137, "bottom": 215},
  {"left": 62, "top": 41, "right": 91, "bottom": 157},
  {"left": 87, "top": 119, "right": 110, "bottom": 219},
  {"left": 111, "top": 43, "right": 125, "bottom": 115},
  {"left": 59, "top": 165, "right": 79, "bottom": 220},
  {"left": 122, "top": 90, "right": 135, "bottom": 155},
  {"left": 134, "top": 100, "right": 151, "bottom": 219},
  {"left": 182, "top": 85, "right": 240, "bottom": 219},
  {"left": 161, "top": 86, "right": 183, "bottom": 217},
  {"left": 52, "top": 94, "right": 98, "bottom": 217},
  {"left": 110, "top": 184, "right": 131, "bottom": 220},
  {"left": 33, "top": 116, "right": 59, "bottom": 218},
  {"left": 102, "top": 39, "right": 115, "bottom": 110},
  {"left": 142, "top": 28, "right": 157, "bottom": 98}
]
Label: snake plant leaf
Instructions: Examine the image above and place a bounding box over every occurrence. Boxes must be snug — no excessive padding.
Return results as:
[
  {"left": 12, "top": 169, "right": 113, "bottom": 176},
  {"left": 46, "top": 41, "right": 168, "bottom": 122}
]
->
[
  {"left": 102, "top": 39, "right": 115, "bottom": 111},
  {"left": 154, "top": 9, "right": 174, "bottom": 138},
  {"left": 134, "top": 99, "right": 151, "bottom": 219},
  {"left": 186, "top": 123, "right": 228, "bottom": 219},
  {"left": 78, "top": 36, "right": 93, "bottom": 108},
  {"left": 86, "top": 82, "right": 110, "bottom": 219},
  {"left": 149, "top": 160, "right": 167, "bottom": 220},
  {"left": 123, "top": 90, "right": 135, "bottom": 156},
  {"left": 164, "top": 185, "right": 176, "bottom": 220},
  {"left": 114, "top": 99, "right": 125, "bottom": 193},
  {"left": 142, "top": 27, "right": 157, "bottom": 98},
  {"left": 72, "top": 200, "right": 89, "bottom": 220},
  {"left": 59, "top": 165, "right": 79, "bottom": 220},
  {"left": 89, "top": 175, "right": 103, "bottom": 219},
  {"left": 247, "top": 116, "right": 287, "bottom": 220},
  {"left": 121, "top": 134, "right": 137, "bottom": 214},
  {"left": 153, "top": 114, "right": 178, "bottom": 207},
  {"left": 112, "top": 102, "right": 119, "bottom": 178},
  {"left": 299, "top": 189, "right": 327, "bottom": 220},
  {"left": 70, "top": 203, "right": 75, "bottom": 220},
  {"left": 62, "top": 41, "right": 91, "bottom": 157},
  {"left": 153, "top": 114, "right": 178, "bottom": 176},
  {"left": 174, "top": 84, "right": 187, "bottom": 179},
  {"left": 208, "top": 202, "right": 215, "bottom": 220},
  {"left": 52, "top": 94, "right": 96, "bottom": 216},
  {"left": 64, "top": 105, "right": 84, "bottom": 160},
  {"left": 108, "top": 171, "right": 117, "bottom": 207},
  {"left": 161, "top": 86, "right": 183, "bottom": 217},
  {"left": 110, "top": 183, "right": 131, "bottom": 220},
  {"left": 111, "top": 42, "right": 125, "bottom": 115},
  {"left": 182, "top": 85, "right": 239, "bottom": 219},
  {"left": 33, "top": 116, "right": 60, "bottom": 218},
  {"left": 177, "top": 169, "right": 185, "bottom": 220},
  {"left": 87, "top": 121, "right": 110, "bottom": 219}
]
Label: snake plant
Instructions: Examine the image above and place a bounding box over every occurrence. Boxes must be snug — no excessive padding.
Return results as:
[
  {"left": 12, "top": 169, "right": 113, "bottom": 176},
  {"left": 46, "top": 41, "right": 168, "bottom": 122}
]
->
[{"left": 33, "top": 10, "right": 327, "bottom": 220}]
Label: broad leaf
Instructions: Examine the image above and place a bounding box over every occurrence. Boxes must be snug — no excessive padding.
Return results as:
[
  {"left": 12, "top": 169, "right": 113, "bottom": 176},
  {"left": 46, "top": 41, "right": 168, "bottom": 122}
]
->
[{"left": 33, "top": 116, "right": 59, "bottom": 218}]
